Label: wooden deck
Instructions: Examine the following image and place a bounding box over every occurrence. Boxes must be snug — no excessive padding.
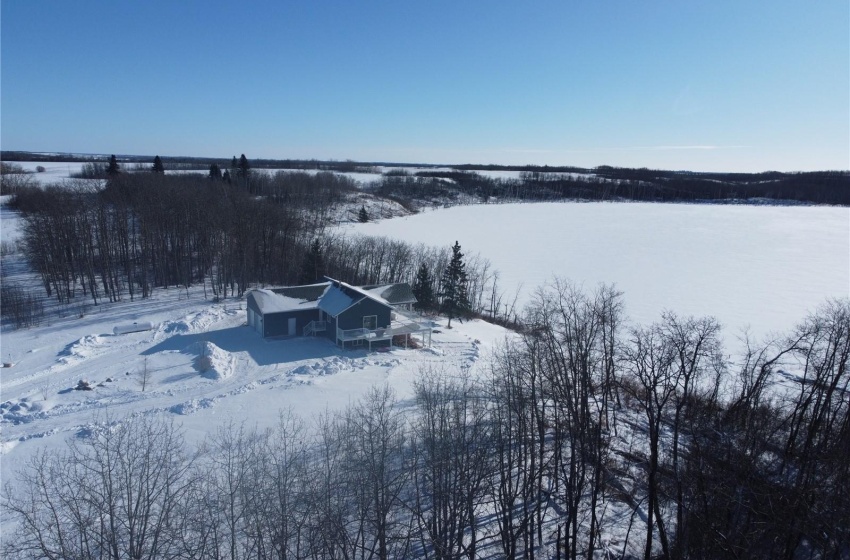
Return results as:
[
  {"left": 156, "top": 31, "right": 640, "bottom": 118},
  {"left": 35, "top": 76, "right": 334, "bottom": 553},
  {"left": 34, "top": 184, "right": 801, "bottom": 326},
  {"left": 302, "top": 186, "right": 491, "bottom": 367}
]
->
[{"left": 336, "top": 320, "right": 432, "bottom": 350}]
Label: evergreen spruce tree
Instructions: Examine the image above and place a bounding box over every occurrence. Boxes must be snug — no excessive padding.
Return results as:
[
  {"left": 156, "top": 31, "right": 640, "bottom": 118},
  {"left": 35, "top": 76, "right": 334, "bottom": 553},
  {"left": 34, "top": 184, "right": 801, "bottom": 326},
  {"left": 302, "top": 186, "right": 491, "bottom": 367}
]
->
[
  {"left": 222, "top": 169, "right": 232, "bottom": 184},
  {"left": 228, "top": 157, "right": 237, "bottom": 185},
  {"left": 151, "top": 155, "right": 165, "bottom": 173},
  {"left": 209, "top": 163, "right": 222, "bottom": 180},
  {"left": 106, "top": 154, "right": 120, "bottom": 176},
  {"left": 358, "top": 206, "right": 369, "bottom": 223},
  {"left": 238, "top": 154, "right": 250, "bottom": 178},
  {"left": 412, "top": 263, "right": 435, "bottom": 313},
  {"left": 300, "top": 239, "right": 325, "bottom": 284},
  {"left": 237, "top": 154, "right": 251, "bottom": 191},
  {"left": 439, "top": 241, "right": 470, "bottom": 328}
]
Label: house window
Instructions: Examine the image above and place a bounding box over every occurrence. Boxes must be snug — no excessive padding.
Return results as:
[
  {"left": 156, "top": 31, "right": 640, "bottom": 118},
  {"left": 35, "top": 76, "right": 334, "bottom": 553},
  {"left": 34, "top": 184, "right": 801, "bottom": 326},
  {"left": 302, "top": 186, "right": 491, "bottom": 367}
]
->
[{"left": 363, "top": 315, "right": 377, "bottom": 330}]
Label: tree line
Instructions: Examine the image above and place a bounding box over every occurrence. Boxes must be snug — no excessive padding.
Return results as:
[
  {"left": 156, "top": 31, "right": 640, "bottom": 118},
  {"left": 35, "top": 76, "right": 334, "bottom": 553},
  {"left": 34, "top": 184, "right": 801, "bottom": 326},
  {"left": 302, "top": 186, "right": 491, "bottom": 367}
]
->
[
  {"left": 8, "top": 149, "right": 847, "bottom": 204},
  {"left": 371, "top": 169, "right": 850, "bottom": 206},
  {"left": 8, "top": 172, "right": 322, "bottom": 306},
  {"left": 5, "top": 170, "right": 509, "bottom": 328},
  {"left": 4, "top": 289, "right": 847, "bottom": 559}
]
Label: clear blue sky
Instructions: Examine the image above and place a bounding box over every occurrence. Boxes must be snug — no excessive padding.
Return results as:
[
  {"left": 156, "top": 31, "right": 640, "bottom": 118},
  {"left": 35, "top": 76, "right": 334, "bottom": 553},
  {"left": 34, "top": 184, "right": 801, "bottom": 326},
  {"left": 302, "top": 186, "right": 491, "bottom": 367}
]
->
[{"left": 2, "top": 0, "right": 848, "bottom": 171}]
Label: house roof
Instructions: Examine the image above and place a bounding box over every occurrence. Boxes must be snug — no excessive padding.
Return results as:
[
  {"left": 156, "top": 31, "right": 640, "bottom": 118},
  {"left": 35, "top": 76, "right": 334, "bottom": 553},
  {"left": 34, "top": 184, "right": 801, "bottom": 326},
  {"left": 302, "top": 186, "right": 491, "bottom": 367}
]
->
[
  {"left": 270, "top": 282, "right": 330, "bottom": 302},
  {"left": 249, "top": 289, "right": 324, "bottom": 313},
  {"left": 250, "top": 280, "right": 414, "bottom": 317},
  {"left": 363, "top": 283, "right": 417, "bottom": 306},
  {"left": 317, "top": 284, "right": 358, "bottom": 316},
  {"left": 318, "top": 280, "right": 396, "bottom": 317}
]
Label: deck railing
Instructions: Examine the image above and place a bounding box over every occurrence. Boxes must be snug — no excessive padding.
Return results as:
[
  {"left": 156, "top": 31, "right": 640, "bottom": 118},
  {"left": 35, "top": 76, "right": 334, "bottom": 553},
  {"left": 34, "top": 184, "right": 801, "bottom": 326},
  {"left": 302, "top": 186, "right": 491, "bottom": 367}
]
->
[
  {"left": 336, "top": 322, "right": 430, "bottom": 342},
  {"left": 303, "top": 321, "right": 327, "bottom": 336},
  {"left": 337, "top": 327, "right": 385, "bottom": 341}
]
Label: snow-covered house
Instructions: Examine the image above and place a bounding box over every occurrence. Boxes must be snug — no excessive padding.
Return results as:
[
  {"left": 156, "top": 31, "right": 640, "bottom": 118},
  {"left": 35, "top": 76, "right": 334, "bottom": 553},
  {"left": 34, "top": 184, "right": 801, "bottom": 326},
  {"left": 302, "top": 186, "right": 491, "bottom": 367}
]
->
[{"left": 246, "top": 278, "right": 431, "bottom": 349}]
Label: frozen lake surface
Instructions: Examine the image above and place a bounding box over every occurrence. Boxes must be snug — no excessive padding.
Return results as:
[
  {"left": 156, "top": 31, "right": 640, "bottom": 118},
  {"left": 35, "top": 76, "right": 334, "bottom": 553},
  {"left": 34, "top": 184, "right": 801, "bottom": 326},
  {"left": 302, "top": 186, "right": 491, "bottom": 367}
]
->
[{"left": 346, "top": 202, "right": 850, "bottom": 341}]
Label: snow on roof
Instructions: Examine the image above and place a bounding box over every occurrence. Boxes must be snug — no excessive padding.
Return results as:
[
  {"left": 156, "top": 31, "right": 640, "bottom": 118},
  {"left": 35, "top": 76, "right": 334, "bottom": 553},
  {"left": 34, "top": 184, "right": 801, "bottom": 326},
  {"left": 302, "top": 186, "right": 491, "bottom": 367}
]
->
[
  {"left": 363, "top": 285, "right": 391, "bottom": 305},
  {"left": 317, "top": 284, "right": 358, "bottom": 317},
  {"left": 340, "top": 281, "right": 377, "bottom": 301},
  {"left": 252, "top": 280, "right": 401, "bottom": 318},
  {"left": 250, "top": 289, "right": 322, "bottom": 313},
  {"left": 364, "top": 283, "right": 416, "bottom": 305},
  {"left": 272, "top": 282, "right": 330, "bottom": 301}
]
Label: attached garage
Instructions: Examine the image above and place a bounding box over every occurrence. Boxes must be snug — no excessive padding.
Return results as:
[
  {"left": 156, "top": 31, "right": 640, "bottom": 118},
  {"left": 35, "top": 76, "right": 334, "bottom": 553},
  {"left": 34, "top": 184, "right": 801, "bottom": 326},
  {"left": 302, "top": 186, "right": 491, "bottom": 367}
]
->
[{"left": 245, "top": 283, "right": 329, "bottom": 338}]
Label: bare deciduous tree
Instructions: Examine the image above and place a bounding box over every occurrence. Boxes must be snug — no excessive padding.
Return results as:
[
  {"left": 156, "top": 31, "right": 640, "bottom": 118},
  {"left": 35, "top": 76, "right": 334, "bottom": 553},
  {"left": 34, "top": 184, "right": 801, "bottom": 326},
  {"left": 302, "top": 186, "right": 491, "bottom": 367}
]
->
[
  {"left": 410, "top": 369, "right": 491, "bottom": 560},
  {"left": 3, "top": 415, "right": 196, "bottom": 560},
  {"left": 621, "top": 323, "right": 677, "bottom": 560},
  {"left": 342, "top": 385, "right": 411, "bottom": 560}
]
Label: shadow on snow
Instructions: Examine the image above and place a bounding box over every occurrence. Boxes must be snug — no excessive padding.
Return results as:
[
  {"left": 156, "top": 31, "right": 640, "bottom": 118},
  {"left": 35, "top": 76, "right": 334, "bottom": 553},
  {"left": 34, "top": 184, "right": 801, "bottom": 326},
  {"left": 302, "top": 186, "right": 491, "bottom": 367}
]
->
[{"left": 141, "top": 325, "right": 363, "bottom": 367}]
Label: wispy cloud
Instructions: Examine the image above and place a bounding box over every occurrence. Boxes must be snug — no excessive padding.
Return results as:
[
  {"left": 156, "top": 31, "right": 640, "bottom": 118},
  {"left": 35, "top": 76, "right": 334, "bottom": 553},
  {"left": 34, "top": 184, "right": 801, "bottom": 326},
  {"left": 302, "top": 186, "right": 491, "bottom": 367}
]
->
[
  {"left": 499, "top": 148, "right": 557, "bottom": 154},
  {"left": 498, "top": 145, "right": 751, "bottom": 154},
  {"left": 623, "top": 145, "right": 750, "bottom": 151}
]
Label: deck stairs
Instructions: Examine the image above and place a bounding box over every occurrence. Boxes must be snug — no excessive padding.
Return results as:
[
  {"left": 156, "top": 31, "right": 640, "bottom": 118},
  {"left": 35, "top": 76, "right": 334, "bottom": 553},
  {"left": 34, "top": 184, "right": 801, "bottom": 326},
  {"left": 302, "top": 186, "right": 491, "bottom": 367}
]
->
[{"left": 303, "top": 320, "right": 327, "bottom": 337}]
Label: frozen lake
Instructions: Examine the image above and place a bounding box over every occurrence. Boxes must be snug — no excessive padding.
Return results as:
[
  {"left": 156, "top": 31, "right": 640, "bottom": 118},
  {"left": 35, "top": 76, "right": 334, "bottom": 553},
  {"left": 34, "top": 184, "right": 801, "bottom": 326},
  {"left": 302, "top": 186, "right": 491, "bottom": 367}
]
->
[{"left": 346, "top": 202, "right": 850, "bottom": 342}]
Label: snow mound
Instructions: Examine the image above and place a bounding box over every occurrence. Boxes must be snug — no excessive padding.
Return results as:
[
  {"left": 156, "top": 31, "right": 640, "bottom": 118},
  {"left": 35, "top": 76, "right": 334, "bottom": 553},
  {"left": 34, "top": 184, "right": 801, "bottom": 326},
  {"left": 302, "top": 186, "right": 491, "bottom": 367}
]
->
[
  {"left": 159, "top": 308, "right": 225, "bottom": 337},
  {"left": 170, "top": 397, "right": 217, "bottom": 415},
  {"left": 57, "top": 335, "right": 104, "bottom": 365},
  {"left": 289, "top": 363, "right": 318, "bottom": 376},
  {"left": 288, "top": 356, "right": 361, "bottom": 377},
  {"left": 318, "top": 356, "right": 355, "bottom": 376},
  {"left": 160, "top": 320, "right": 191, "bottom": 335},
  {"left": 184, "top": 341, "right": 234, "bottom": 380},
  {"left": 185, "top": 308, "right": 225, "bottom": 332}
]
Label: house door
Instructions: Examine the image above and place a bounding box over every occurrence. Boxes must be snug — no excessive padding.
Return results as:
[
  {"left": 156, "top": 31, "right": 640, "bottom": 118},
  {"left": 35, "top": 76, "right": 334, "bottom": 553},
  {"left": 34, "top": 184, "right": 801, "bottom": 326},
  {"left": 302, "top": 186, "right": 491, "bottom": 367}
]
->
[{"left": 288, "top": 317, "right": 297, "bottom": 336}]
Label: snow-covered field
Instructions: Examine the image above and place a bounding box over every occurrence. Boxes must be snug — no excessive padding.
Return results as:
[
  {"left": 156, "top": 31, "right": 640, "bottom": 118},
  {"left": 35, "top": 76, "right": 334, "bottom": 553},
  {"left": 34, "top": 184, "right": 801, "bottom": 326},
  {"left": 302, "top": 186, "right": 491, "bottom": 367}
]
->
[
  {"left": 7, "top": 161, "right": 90, "bottom": 185},
  {"left": 0, "top": 281, "right": 508, "bottom": 486},
  {"left": 345, "top": 202, "right": 850, "bottom": 344}
]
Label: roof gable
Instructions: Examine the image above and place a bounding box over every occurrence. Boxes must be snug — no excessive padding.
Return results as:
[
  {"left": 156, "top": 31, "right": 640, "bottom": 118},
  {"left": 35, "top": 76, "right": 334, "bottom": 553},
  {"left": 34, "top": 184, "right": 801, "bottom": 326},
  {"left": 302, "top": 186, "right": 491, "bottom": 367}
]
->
[
  {"left": 318, "top": 284, "right": 359, "bottom": 316},
  {"left": 271, "top": 282, "right": 330, "bottom": 301},
  {"left": 250, "top": 279, "right": 401, "bottom": 318},
  {"left": 363, "top": 283, "right": 416, "bottom": 306}
]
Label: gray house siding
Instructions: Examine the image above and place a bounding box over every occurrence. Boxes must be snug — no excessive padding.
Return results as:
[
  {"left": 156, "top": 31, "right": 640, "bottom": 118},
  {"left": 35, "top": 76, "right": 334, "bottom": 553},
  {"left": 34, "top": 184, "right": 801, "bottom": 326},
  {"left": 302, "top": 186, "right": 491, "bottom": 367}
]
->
[
  {"left": 323, "top": 314, "right": 338, "bottom": 342},
  {"left": 246, "top": 293, "right": 262, "bottom": 316},
  {"left": 246, "top": 293, "right": 264, "bottom": 335},
  {"left": 263, "top": 309, "right": 320, "bottom": 338},
  {"left": 337, "top": 298, "right": 392, "bottom": 331}
]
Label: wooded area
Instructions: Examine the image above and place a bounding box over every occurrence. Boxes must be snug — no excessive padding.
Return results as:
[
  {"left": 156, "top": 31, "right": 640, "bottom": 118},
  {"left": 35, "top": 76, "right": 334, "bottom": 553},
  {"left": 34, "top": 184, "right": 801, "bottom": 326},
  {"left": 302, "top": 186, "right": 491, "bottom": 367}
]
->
[
  {"left": 374, "top": 168, "right": 850, "bottom": 206},
  {"left": 3, "top": 170, "right": 508, "bottom": 329},
  {"left": 4, "top": 289, "right": 847, "bottom": 559}
]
